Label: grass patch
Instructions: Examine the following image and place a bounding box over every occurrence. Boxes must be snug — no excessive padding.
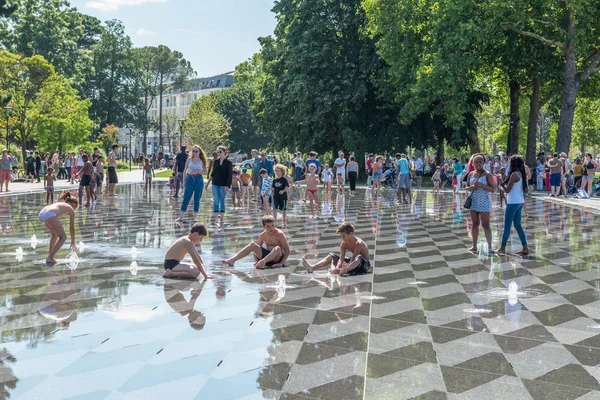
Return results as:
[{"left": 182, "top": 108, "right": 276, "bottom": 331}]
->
[{"left": 155, "top": 170, "right": 174, "bottom": 178}]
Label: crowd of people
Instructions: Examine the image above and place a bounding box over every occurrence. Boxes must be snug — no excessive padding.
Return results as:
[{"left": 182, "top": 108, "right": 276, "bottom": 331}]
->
[{"left": 19, "top": 140, "right": 600, "bottom": 276}]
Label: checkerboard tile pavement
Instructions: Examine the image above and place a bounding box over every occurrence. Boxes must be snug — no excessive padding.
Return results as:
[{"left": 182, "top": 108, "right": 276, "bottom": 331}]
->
[{"left": 2, "top": 186, "right": 600, "bottom": 399}]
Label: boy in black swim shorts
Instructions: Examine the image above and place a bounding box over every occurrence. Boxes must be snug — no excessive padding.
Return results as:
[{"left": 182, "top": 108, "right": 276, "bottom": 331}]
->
[
  {"left": 302, "top": 221, "right": 371, "bottom": 276},
  {"left": 163, "top": 223, "right": 217, "bottom": 280},
  {"left": 221, "top": 215, "right": 290, "bottom": 269}
]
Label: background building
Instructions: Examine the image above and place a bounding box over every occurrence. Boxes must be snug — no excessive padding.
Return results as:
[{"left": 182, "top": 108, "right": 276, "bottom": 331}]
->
[{"left": 144, "top": 72, "right": 234, "bottom": 154}]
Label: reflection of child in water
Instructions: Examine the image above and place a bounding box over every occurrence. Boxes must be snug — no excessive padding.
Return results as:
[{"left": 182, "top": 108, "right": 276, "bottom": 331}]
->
[
  {"left": 163, "top": 280, "right": 206, "bottom": 331},
  {"left": 39, "top": 268, "right": 79, "bottom": 329}
]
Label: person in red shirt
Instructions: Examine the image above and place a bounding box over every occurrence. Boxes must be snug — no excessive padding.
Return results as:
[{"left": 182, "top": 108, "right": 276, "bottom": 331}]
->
[{"left": 366, "top": 154, "right": 374, "bottom": 187}]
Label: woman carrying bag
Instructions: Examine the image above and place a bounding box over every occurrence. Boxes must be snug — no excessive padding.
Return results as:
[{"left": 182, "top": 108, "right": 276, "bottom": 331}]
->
[{"left": 465, "top": 154, "right": 496, "bottom": 256}]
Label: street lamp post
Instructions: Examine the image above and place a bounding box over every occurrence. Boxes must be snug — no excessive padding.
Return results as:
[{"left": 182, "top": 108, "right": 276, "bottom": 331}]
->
[
  {"left": 178, "top": 118, "right": 185, "bottom": 149},
  {"left": 129, "top": 130, "right": 132, "bottom": 171},
  {"left": 3, "top": 106, "right": 13, "bottom": 150}
]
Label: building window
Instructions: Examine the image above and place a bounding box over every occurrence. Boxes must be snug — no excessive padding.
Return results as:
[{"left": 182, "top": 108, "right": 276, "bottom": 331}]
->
[{"left": 216, "top": 79, "right": 221, "bottom": 87}]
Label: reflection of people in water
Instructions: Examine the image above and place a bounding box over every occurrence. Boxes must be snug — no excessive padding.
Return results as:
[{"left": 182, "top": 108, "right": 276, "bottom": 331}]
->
[
  {"left": 163, "top": 280, "right": 207, "bottom": 331},
  {"left": 38, "top": 268, "right": 79, "bottom": 328}
]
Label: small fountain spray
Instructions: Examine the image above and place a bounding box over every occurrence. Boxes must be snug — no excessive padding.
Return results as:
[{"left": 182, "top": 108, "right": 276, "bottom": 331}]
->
[
  {"left": 68, "top": 251, "right": 79, "bottom": 271},
  {"left": 130, "top": 261, "right": 139, "bottom": 276},
  {"left": 78, "top": 241, "right": 85, "bottom": 253},
  {"left": 31, "top": 234, "right": 38, "bottom": 249},
  {"left": 15, "top": 247, "right": 23, "bottom": 262}
]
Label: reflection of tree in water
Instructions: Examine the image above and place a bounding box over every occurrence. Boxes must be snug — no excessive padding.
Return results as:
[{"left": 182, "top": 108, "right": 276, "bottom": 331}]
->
[{"left": 0, "top": 348, "right": 18, "bottom": 399}]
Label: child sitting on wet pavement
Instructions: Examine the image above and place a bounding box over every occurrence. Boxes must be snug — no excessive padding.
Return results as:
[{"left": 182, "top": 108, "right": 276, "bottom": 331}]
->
[
  {"left": 221, "top": 215, "right": 290, "bottom": 268},
  {"left": 302, "top": 221, "right": 371, "bottom": 276},
  {"left": 163, "top": 223, "right": 217, "bottom": 280}
]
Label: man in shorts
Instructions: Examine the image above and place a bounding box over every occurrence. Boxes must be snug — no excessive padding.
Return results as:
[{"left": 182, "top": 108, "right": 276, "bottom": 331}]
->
[
  {"left": 396, "top": 153, "right": 412, "bottom": 204},
  {"left": 413, "top": 155, "right": 424, "bottom": 189},
  {"left": 221, "top": 215, "right": 290, "bottom": 268},
  {"left": 107, "top": 144, "right": 119, "bottom": 196},
  {"left": 173, "top": 145, "right": 188, "bottom": 198},
  {"left": 302, "top": 221, "right": 370, "bottom": 275},
  {"left": 251, "top": 149, "right": 261, "bottom": 202},
  {"left": 548, "top": 152, "right": 563, "bottom": 197}
]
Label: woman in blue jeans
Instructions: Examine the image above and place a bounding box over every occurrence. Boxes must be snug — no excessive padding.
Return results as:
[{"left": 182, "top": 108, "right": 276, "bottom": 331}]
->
[
  {"left": 206, "top": 145, "right": 232, "bottom": 227},
  {"left": 176, "top": 145, "right": 207, "bottom": 223},
  {"left": 497, "top": 155, "right": 530, "bottom": 255}
]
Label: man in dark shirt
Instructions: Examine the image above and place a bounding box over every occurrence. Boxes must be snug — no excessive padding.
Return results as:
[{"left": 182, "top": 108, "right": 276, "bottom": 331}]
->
[
  {"left": 173, "top": 146, "right": 188, "bottom": 198},
  {"left": 91, "top": 148, "right": 100, "bottom": 167},
  {"left": 34, "top": 151, "right": 42, "bottom": 182},
  {"left": 25, "top": 152, "right": 35, "bottom": 182}
]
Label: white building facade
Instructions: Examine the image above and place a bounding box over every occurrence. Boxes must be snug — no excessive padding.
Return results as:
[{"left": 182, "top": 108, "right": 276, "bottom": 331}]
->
[{"left": 142, "top": 72, "right": 234, "bottom": 155}]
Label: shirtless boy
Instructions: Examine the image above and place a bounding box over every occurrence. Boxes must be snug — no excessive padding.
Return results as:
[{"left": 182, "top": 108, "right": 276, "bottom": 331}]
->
[
  {"left": 143, "top": 158, "right": 155, "bottom": 191},
  {"left": 221, "top": 215, "right": 290, "bottom": 268},
  {"left": 302, "top": 221, "right": 371, "bottom": 276},
  {"left": 296, "top": 163, "right": 320, "bottom": 218},
  {"left": 78, "top": 154, "right": 95, "bottom": 207},
  {"left": 44, "top": 167, "right": 56, "bottom": 204},
  {"left": 163, "top": 223, "right": 217, "bottom": 280}
]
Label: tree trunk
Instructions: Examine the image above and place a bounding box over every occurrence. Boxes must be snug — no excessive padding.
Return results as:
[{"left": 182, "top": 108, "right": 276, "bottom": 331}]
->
[
  {"left": 159, "top": 74, "right": 163, "bottom": 147},
  {"left": 436, "top": 134, "right": 444, "bottom": 166},
  {"left": 555, "top": 13, "right": 578, "bottom": 154},
  {"left": 507, "top": 80, "right": 520, "bottom": 155},
  {"left": 468, "top": 127, "right": 480, "bottom": 154},
  {"left": 526, "top": 78, "right": 541, "bottom": 167}
]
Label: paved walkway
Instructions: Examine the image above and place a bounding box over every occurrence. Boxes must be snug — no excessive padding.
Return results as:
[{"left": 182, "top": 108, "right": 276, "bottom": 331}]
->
[{"left": 0, "top": 168, "right": 170, "bottom": 195}]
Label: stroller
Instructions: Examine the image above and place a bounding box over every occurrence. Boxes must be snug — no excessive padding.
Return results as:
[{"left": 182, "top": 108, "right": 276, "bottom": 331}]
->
[
  {"left": 382, "top": 168, "right": 397, "bottom": 189},
  {"left": 593, "top": 180, "right": 600, "bottom": 197}
]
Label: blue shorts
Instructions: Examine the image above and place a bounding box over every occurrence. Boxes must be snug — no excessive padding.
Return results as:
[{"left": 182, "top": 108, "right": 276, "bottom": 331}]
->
[
  {"left": 550, "top": 173, "right": 561, "bottom": 187},
  {"left": 583, "top": 175, "right": 594, "bottom": 181},
  {"left": 373, "top": 172, "right": 383, "bottom": 180},
  {"left": 416, "top": 171, "right": 423, "bottom": 177}
]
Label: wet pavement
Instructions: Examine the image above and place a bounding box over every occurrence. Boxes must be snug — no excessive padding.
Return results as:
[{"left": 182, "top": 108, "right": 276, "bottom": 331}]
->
[{"left": 1, "top": 184, "right": 600, "bottom": 399}]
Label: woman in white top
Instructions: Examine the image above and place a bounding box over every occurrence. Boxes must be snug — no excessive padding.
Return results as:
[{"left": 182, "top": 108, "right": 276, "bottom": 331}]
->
[
  {"left": 334, "top": 152, "right": 347, "bottom": 192},
  {"left": 176, "top": 145, "right": 207, "bottom": 223},
  {"left": 497, "top": 155, "right": 530, "bottom": 255}
]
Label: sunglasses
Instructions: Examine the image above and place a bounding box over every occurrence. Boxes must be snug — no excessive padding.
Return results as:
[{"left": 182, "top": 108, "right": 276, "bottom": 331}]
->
[{"left": 192, "top": 150, "right": 199, "bottom": 153}]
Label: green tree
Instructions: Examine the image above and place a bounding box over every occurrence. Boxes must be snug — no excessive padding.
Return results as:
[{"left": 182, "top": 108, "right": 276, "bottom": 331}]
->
[
  {"left": 160, "top": 111, "right": 178, "bottom": 153},
  {"left": 0, "top": 51, "right": 54, "bottom": 162},
  {"left": 0, "top": 0, "right": 16, "bottom": 17},
  {"left": 129, "top": 46, "right": 159, "bottom": 155},
  {"left": 184, "top": 96, "right": 230, "bottom": 153},
  {"left": 97, "top": 124, "right": 119, "bottom": 154},
  {"left": 34, "top": 74, "right": 92, "bottom": 153},
  {"left": 85, "top": 19, "right": 134, "bottom": 128},
  {"left": 501, "top": 0, "right": 600, "bottom": 153},
  {"left": 253, "top": 0, "right": 401, "bottom": 159},
  {"left": 210, "top": 83, "right": 268, "bottom": 154},
  {"left": 1, "top": 0, "right": 101, "bottom": 93},
  {"left": 152, "top": 45, "right": 194, "bottom": 147}
]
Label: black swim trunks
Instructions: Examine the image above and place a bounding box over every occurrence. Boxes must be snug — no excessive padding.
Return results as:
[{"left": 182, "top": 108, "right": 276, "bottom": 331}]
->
[
  {"left": 80, "top": 174, "right": 91, "bottom": 187},
  {"left": 107, "top": 166, "right": 118, "bottom": 184},
  {"left": 164, "top": 259, "right": 179, "bottom": 270},
  {"left": 329, "top": 253, "right": 371, "bottom": 276},
  {"left": 260, "top": 247, "right": 284, "bottom": 266},
  {"left": 273, "top": 196, "right": 287, "bottom": 211}
]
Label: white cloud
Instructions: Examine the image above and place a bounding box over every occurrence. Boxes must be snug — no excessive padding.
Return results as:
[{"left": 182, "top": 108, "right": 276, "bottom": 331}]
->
[
  {"left": 86, "top": 0, "right": 167, "bottom": 12},
  {"left": 136, "top": 28, "right": 157, "bottom": 37}
]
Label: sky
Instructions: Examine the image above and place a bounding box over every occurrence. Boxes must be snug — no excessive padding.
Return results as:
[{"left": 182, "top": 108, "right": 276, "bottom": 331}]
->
[{"left": 69, "top": 0, "right": 277, "bottom": 77}]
